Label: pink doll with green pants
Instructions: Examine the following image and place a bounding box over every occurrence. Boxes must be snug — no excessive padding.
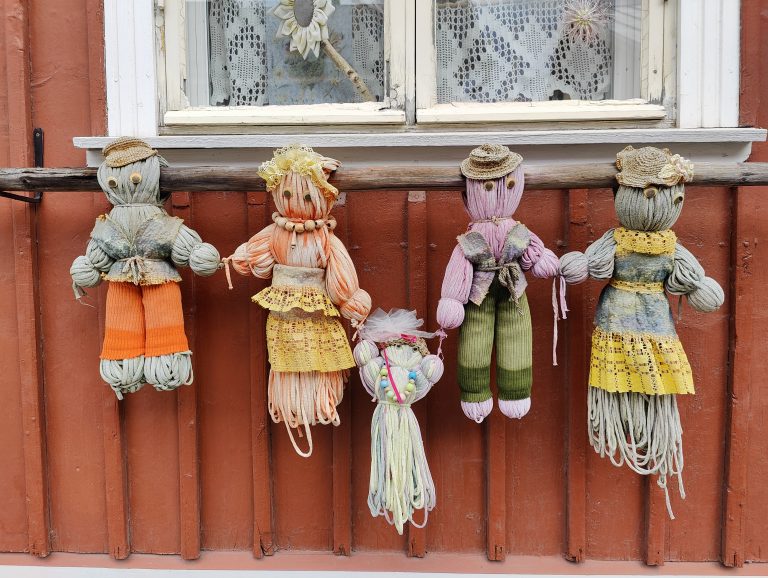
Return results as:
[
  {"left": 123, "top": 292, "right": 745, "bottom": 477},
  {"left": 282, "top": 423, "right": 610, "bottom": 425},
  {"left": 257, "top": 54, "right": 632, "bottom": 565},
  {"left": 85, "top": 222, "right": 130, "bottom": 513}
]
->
[{"left": 437, "top": 145, "right": 561, "bottom": 423}]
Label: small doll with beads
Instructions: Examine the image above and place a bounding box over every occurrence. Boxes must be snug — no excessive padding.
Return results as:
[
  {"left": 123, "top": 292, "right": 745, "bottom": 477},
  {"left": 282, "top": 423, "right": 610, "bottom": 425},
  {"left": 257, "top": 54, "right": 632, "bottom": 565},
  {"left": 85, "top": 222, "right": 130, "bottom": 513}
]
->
[
  {"left": 354, "top": 309, "right": 444, "bottom": 534},
  {"left": 437, "top": 144, "right": 562, "bottom": 423},
  {"left": 559, "top": 146, "right": 724, "bottom": 517}
]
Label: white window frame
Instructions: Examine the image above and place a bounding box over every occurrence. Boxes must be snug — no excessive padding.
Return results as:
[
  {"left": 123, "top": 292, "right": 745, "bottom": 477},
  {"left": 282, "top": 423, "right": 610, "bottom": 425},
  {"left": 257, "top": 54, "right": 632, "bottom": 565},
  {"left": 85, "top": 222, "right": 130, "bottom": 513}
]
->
[{"left": 103, "top": 0, "right": 741, "bottom": 136}]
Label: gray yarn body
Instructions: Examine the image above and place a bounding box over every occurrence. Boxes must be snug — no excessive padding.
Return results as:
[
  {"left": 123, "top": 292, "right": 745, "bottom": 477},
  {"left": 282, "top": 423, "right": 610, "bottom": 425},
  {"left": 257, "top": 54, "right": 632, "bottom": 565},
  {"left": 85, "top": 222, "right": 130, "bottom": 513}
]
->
[{"left": 70, "top": 155, "right": 221, "bottom": 399}]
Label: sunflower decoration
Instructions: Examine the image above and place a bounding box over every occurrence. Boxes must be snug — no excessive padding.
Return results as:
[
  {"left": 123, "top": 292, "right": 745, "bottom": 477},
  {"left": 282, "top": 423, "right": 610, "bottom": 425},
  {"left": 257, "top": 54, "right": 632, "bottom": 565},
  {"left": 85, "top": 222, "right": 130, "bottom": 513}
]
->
[{"left": 272, "top": 0, "right": 374, "bottom": 101}]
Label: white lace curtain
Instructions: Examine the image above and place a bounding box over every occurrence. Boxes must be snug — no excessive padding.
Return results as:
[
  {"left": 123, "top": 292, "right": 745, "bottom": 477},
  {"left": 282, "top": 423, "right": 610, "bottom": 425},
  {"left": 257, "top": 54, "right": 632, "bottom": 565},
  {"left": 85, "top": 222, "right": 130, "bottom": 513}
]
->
[
  {"left": 207, "top": 0, "right": 615, "bottom": 107},
  {"left": 208, "top": 0, "right": 385, "bottom": 106},
  {"left": 435, "top": 0, "right": 615, "bottom": 103}
]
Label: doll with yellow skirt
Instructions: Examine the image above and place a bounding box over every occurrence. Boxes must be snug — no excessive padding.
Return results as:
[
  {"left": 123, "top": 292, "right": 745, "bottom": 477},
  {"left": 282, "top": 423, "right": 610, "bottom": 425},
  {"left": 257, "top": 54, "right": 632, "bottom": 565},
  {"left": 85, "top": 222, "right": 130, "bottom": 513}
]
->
[
  {"left": 559, "top": 146, "right": 725, "bottom": 517},
  {"left": 227, "top": 145, "right": 371, "bottom": 457}
]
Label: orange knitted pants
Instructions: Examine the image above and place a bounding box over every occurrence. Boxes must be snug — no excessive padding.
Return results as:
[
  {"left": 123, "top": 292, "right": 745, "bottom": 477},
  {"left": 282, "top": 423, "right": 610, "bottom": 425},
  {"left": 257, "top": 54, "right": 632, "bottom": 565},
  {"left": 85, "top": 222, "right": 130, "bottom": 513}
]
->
[{"left": 100, "top": 281, "right": 189, "bottom": 360}]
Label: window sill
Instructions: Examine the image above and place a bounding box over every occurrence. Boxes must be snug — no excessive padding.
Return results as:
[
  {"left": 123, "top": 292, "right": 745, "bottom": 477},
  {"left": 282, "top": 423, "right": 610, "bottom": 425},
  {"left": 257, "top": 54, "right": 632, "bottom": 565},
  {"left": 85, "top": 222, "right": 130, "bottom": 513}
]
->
[
  {"left": 74, "top": 128, "right": 766, "bottom": 167},
  {"left": 416, "top": 100, "right": 667, "bottom": 124},
  {"left": 164, "top": 103, "right": 405, "bottom": 126}
]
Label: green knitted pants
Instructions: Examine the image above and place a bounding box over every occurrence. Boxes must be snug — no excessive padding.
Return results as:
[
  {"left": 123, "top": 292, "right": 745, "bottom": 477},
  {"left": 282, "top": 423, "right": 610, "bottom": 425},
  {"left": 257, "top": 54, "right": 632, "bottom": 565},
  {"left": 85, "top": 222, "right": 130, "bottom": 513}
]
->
[{"left": 457, "top": 279, "right": 532, "bottom": 403}]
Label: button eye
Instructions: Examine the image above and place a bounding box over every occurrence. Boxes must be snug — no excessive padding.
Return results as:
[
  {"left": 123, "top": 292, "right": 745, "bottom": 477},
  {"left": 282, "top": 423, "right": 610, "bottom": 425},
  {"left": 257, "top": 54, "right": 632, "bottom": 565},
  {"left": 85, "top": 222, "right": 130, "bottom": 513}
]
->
[
  {"left": 283, "top": 189, "right": 292, "bottom": 199},
  {"left": 506, "top": 177, "right": 515, "bottom": 188},
  {"left": 484, "top": 181, "right": 495, "bottom": 191},
  {"left": 107, "top": 176, "right": 119, "bottom": 188},
  {"left": 304, "top": 193, "right": 312, "bottom": 202},
  {"left": 674, "top": 193, "right": 685, "bottom": 205},
  {"left": 643, "top": 186, "right": 658, "bottom": 199},
  {"left": 130, "top": 172, "right": 142, "bottom": 185}
]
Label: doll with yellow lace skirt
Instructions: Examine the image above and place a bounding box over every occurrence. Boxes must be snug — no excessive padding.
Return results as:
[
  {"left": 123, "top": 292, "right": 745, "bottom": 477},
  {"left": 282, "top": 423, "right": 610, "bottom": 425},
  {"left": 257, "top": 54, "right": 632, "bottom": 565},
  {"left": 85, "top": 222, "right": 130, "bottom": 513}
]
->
[
  {"left": 227, "top": 145, "right": 371, "bottom": 457},
  {"left": 559, "top": 146, "right": 724, "bottom": 518}
]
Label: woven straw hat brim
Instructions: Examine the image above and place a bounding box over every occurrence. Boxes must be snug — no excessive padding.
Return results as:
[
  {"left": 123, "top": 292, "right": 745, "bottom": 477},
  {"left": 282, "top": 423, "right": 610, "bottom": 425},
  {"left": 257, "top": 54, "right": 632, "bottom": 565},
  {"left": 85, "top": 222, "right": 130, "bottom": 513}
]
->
[
  {"left": 105, "top": 147, "right": 158, "bottom": 168},
  {"left": 460, "top": 154, "right": 522, "bottom": 180},
  {"left": 616, "top": 173, "right": 670, "bottom": 188}
]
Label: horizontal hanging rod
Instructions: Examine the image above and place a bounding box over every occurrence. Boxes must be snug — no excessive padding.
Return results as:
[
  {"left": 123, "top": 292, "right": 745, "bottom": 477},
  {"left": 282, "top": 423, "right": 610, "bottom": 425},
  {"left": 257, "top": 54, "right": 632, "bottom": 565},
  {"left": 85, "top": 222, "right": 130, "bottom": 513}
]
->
[{"left": 1, "top": 163, "right": 767, "bottom": 193}]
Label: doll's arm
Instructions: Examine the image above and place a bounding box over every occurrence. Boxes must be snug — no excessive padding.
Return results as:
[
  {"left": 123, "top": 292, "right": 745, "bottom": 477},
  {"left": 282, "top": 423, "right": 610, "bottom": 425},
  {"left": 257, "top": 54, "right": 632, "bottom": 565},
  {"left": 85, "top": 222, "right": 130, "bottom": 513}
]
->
[
  {"left": 436, "top": 244, "right": 474, "bottom": 330},
  {"left": 559, "top": 229, "right": 617, "bottom": 284},
  {"left": 665, "top": 243, "right": 724, "bottom": 312},
  {"left": 520, "top": 230, "right": 559, "bottom": 278},
  {"left": 227, "top": 224, "right": 277, "bottom": 280},
  {"left": 171, "top": 224, "right": 221, "bottom": 277},
  {"left": 326, "top": 234, "right": 372, "bottom": 323},
  {"left": 70, "top": 239, "right": 116, "bottom": 298}
]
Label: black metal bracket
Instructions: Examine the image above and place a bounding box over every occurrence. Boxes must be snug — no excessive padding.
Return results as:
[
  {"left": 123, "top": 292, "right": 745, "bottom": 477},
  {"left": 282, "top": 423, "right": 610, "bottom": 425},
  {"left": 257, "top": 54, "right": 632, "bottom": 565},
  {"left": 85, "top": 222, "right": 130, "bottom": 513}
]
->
[{"left": 0, "top": 128, "right": 44, "bottom": 203}]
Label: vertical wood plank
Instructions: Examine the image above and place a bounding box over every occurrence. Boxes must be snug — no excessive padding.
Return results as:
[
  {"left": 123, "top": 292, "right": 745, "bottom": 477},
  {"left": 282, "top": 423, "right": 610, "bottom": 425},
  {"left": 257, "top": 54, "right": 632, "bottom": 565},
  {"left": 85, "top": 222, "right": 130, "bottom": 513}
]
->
[
  {"left": 247, "top": 190, "right": 275, "bottom": 558},
  {"left": 332, "top": 193, "right": 353, "bottom": 556},
  {"left": 171, "top": 191, "right": 201, "bottom": 560},
  {"left": 486, "top": 398, "right": 506, "bottom": 562},
  {"left": 565, "top": 189, "right": 589, "bottom": 563},
  {"left": 7, "top": 0, "right": 50, "bottom": 557},
  {"left": 644, "top": 478, "right": 666, "bottom": 565},
  {"left": 722, "top": 186, "right": 756, "bottom": 568},
  {"left": 101, "top": 389, "right": 129, "bottom": 559},
  {"left": 406, "top": 191, "right": 428, "bottom": 558}
]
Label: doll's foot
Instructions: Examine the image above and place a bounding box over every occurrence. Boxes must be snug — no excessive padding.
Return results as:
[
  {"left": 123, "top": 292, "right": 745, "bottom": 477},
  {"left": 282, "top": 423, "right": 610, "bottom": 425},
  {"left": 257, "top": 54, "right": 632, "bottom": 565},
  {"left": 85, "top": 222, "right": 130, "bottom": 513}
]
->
[
  {"left": 461, "top": 399, "right": 493, "bottom": 423},
  {"left": 144, "top": 351, "right": 193, "bottom": 392},
  {"left": 100, "top": 356, "right": 146, "bottom": 400},
  {"left": 499, "top": 398, "right": 531, "bottom": 419}
]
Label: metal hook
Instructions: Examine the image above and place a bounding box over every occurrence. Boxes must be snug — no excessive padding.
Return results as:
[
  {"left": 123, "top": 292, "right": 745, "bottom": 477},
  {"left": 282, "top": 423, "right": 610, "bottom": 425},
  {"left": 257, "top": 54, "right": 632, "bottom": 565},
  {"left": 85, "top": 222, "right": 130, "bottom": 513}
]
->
[{"left": 0, "top": 128, "right": 43, "bottom": 203}]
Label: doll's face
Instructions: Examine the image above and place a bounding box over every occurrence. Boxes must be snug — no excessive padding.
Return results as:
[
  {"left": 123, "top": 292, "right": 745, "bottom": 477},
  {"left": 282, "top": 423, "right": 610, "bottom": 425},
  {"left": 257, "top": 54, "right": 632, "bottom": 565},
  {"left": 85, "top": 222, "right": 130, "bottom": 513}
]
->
[
  {"left": 614, "top": 184, "right": 685, "bottom": 231},
  {"left": 272, "top": 171, "right": 334, "bottom": 220},
  {"left": 97, "top": 156, "right": 167, "bottom": 207},
  {"left": 462, "top": 165, "right": 525, "bottom": 220}
]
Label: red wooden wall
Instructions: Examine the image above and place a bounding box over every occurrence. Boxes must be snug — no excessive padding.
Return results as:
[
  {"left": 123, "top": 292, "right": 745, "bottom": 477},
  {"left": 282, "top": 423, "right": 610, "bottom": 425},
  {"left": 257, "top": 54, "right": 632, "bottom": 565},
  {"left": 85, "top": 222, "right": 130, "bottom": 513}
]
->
[{"left": 0, "top": 0, "right": 766, "bottom": 569}]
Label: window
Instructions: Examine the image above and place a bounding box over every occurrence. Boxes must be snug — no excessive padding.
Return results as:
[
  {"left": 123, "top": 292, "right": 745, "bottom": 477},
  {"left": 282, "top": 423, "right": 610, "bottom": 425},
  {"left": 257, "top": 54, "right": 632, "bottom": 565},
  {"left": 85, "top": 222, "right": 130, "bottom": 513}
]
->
[{"left": 104, "top": 0, "right": 739, "bottom": 134}]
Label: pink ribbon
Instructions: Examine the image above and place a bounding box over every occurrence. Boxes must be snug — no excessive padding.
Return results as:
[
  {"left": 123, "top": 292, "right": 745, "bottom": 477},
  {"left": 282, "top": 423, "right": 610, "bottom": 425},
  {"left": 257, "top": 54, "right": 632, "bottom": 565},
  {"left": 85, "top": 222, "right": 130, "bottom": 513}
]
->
[{"left": 381, "top": 349, "right": 403, "bottom": 404}]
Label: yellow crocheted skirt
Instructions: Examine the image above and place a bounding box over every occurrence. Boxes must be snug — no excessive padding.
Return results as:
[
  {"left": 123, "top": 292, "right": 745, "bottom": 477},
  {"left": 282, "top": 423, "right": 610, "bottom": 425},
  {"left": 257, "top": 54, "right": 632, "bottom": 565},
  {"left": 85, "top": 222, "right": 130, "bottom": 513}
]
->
[
  {"left": 266, "top": 313, "right": 354, "bottom": 373},
  {"left": 588, "top": 327, "right": 694, "bottom": 395}
]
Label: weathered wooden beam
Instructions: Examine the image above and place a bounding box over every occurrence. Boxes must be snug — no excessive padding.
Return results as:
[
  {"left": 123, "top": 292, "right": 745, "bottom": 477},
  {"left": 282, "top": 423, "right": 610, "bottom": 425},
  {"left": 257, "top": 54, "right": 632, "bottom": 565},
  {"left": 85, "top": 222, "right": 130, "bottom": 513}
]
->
[{"left": 1, "top": 163, "right": 768, "bottom": 193}]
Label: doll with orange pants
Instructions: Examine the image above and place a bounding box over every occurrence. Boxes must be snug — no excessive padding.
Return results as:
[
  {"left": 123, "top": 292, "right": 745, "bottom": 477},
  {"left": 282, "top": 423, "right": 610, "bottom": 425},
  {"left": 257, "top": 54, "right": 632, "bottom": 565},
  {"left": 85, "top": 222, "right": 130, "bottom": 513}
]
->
[
  {"left": 226, "top": 145, "right": 371, "bottom": 457},
  {"left": 70, "top": 137, "right": 220, "bottom": 398}
]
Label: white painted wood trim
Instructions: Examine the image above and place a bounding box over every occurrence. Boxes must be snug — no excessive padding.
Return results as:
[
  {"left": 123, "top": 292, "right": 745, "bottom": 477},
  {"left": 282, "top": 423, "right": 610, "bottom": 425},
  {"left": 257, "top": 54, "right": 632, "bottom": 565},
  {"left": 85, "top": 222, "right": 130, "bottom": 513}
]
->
[
  {"left": 386, "top": 0, "right": 408, "bottom": 110},
  {"left": 104, "top": 0, "right": 159, "bottom": 137},
  {"left": 640, "top": 0, "right": 665, "bottom": 103},
  {"left": 417, "top": 100, "right": 666, "bottom": 124},
  {"left": 185, "top": 0, "right": 209, "bottom": 107},
  {"left": 612, "top": 0, "right": 641, "bottom": 100},
  {"left": 678, "top": 0, "right": 740, "bottom": 128},
  {"left": 74, "top": 128, "right": 767, "bottom": 150},
  {"left": 164, "top": 103, "right": 406, "bottom": 125},
  {"left": 163, "top": 0, "right": 188, "bottom": 112},
  {"left": 414, "top": 0, "right": 435, "bottom": 110}
]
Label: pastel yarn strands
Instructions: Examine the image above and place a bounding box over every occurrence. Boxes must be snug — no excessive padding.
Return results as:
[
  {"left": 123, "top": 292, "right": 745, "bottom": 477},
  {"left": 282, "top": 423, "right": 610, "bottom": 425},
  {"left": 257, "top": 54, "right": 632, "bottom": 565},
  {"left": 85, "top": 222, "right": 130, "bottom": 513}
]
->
[{"left": 354, "top": 309, "right": 444, "bottom": 534}]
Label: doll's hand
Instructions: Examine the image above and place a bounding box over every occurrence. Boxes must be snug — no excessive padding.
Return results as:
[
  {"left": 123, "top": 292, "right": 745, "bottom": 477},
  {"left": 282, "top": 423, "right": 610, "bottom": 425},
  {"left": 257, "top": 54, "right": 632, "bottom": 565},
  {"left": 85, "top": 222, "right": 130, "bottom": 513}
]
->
[
  {"left": 436, "top": 297, "right": 465, "bottom": 330},
  {"left": 558, "top": 251, "right": 589, "bottom": 284}
]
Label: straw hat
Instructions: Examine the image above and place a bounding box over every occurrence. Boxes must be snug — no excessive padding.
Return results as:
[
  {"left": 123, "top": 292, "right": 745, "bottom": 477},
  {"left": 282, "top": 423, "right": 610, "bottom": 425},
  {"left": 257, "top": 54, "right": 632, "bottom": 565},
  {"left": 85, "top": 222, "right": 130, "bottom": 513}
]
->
[
  {"left": 615, "top": 146, "right": 694, "bottom": 188},
  {"left": 460, "top": 144, "right": 523, "bottom": 180},
  {"left": 102, "top": 137, "right": 158, "bottom": 168}
]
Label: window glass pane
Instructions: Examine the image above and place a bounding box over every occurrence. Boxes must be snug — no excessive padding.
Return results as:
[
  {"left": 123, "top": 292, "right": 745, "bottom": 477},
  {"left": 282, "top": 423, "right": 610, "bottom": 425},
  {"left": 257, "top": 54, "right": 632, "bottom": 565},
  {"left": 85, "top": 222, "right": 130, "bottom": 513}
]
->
[
  {"left": 205, "top": 0, "right": 385, "bottom": 106},
  {"left": 434, "top": 0, "right": 641, "bottom": 104}
]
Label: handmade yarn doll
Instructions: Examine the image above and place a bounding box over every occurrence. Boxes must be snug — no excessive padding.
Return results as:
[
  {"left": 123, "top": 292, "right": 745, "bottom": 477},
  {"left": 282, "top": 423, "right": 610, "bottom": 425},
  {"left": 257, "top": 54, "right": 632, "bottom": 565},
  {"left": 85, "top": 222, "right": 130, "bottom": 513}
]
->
[
  {"left": 559, "top": 146, "right": 724, "bottom": 517},
  {"left": 437, "top": 144, "right": 561, "bottom": 423},
  {"left": 70, "top": 137, "right": 220, "bottom": 398},
  {"left": 227, "top": 145, "right": 371, "bottom": 457},
  {"left": 353, "top": 309, "right": 443, "bottom": 534}
]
